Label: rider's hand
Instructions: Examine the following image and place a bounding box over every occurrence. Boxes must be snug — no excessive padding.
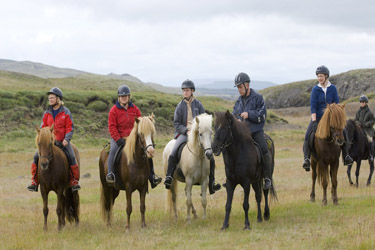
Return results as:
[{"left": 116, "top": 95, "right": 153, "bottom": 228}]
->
[
  {"left": 62, "top": 139, "right": 69, "bottom": 147},
  {"left": 355, "top": 121, "right": 362, "bottom": 127},
  {"left": 116, "top": 138, "right": 125, "bottom": 147},
  {"left": 240, "top": 112, "right": 248, "bottom": 120}
]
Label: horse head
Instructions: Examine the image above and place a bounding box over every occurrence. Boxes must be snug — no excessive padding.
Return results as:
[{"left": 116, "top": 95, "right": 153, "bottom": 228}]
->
[
  {"left": 212, "top": 111, "right": 233, "bottom": 156},
  {"left": 36, "top": 125, "right": 55, "bottom": 170},
  {"left": 136, "top": 114, "right": 156, "bottom": 159},
  {"left": 194, "top": 114, "right": 213, "bottom": 160}
]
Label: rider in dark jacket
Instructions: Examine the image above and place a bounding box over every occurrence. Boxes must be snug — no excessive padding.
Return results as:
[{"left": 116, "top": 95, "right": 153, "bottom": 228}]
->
[
  {"left": 164, "top": 79, "right": 221, "bottom": 194},
  {"left": 232, "top": 72, "right": 272, "bottom": 190},
  {"left": 355, "top": 95, "right": 375, "bottom": 163}
]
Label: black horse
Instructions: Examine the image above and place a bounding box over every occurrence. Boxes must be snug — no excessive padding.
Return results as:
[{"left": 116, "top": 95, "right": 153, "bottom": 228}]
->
[
  {"left": 212, "top": 111, "right": 277, "bottom": 230},
  {"left": 345, "top": 119, "right": 374, "bottom": 187}
]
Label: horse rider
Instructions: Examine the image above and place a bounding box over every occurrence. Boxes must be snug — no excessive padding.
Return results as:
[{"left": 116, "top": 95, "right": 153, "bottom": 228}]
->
[
  {"left": 106, "top": 85, "right": 162, "bottom": 188},
  {"left": 302, "top": 65, "right": 354, "bottom": 171},
  {"left": 164, "top": 79, "right": 221, "bottom": 194},
  {"left": 233, "top": 72, "right": 273, "bottom": 190},
  {"left": 27, "top": 87, "right": 80, "bottom": 192},
  {"left": 354, "top": 95, "right": 375, "bottom": 163}
]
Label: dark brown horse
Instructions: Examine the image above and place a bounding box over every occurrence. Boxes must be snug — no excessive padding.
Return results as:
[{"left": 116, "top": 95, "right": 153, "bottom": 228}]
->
[
  {"left": 36, "top": 126, "right": 80, "bottom": 231},
  {"left": 345, "top": 119, "right": 374, "bottom": 187},
  {"left": 99, "top": 115, "right": 156, "bottom": 228},
  {"left": 310, "top": 103, "right": 346, "bottom": 205}
]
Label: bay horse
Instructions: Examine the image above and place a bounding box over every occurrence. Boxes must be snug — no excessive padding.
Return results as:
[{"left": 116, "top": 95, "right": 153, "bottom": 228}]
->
[
  {"left": 212, "top": 111, "right": 277, "bottom": 230},
  {"left": 99, "top": 115, "right": 156, "bottom": 228},
  {"left": 35, "top": 126, "right": 80, "bottom": 231},
  {"left": 345, "top": 119, "right": 374, "bottom": 187},
  {"left": 310, "top": 103, "right": 346, "bottom": 205},
  {"left": 163, "top": 113, "right": 213, "bottom": 222}
]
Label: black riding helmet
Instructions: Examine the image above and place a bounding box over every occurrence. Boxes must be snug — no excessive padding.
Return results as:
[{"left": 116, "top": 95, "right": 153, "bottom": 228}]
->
[
  {"left": 181, "top": 79, "right": 195, "bottom": 90},
  {"left": 118, "top": 85, "right": 131, "bottom": 96},
  {"left": 234, "top": 72, "right": 250, "bottom": 87},
  {"left": 359, "top": 95, "right": 369, "bottom": 103},
  {"left": 316, "top": 65, "right": 330, "bottom": 77},
  {"left": 47, "top": 87, "right": 63, "bottom": 100}
]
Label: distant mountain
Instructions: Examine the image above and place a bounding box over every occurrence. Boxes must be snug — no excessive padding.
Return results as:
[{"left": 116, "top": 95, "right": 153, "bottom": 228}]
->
[
  {"left": 106, "top": 73, "right": 143, "bottom": 83},
  {"left": 260, "top": 69, "right": 375, "bottom": 109},
  {"left": 196, "top": 80, "right": 277, "bottom": 90},
  {"left": 0, "top": 59, "right": 91, "bottom": 78}
]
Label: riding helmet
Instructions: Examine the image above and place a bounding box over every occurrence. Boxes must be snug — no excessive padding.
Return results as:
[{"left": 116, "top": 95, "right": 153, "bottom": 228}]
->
[
  {"left": 181, "top": 79, "right": 195, "bottom": 90},
  {"left": 118, "top": 85, "right": 131, "bottom": 96},
  {"left": 359, "top": 95, "right": 369, "bottom": 103},
  {"left": 47, "top": 87, "right": 63, "bottom": 100},
  {"left": 234, "top": 72, "right": 251, "bottom": 87},
  {"left": 316, "top": 65, "right": 330, "bottom": 77}
]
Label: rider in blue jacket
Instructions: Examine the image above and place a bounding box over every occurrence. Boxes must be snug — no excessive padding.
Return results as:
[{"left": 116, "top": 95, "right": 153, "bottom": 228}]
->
[
  {"left": 302, "top": 65, "right": 354, "bottom": 171},
  {"left": 232, "top": 72, "right": 272, "bottom": 190}
]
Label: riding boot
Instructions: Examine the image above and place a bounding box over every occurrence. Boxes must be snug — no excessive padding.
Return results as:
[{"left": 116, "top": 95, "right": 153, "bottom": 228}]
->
[
  {"left": 27, "top": 163, "right": 38, "bottom": 192},
  {"left": 148, "top": 158, "right": 162, "bottom": 189},
  {"left": 263, "top": 151, "right": 273, "bottom": 190},
  {"left": 208, "top": 158, "right": 221, "bottom": 195},
  {"left": 70, "top": 164, "right": 81, "bottom": 191},
  {"left": 164, "top": 155, "right": 176, "bottom": 189},
  {"left": 302, "top": 140, "right": 311, "bottom": 171}
]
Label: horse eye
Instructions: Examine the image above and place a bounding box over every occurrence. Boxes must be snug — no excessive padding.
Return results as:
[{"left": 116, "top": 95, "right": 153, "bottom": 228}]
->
[{"left": 199, "top": 133, "right": 202, "bottom": 137}]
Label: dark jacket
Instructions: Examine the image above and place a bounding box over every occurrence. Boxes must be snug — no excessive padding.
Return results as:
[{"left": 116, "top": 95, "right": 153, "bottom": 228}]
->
[
  {"left": 355, "top": 105, "right": 375, "bottom": 137},
  {"left": 173, "top": 98, "right": 205, "bottom": 138},
  {"left": 310, "top": 82, "right": 339, "bottom": 119},
  {"left": 233, "top": 88, "right": 266, "bottom": 133},
  {"left": 40, "top": 106, "right": 74, "bottom": 142}
]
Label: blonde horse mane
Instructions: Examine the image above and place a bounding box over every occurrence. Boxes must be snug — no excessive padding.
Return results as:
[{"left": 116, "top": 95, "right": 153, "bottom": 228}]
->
[
  {"left": 124, "top": 115, "right": 156, "bottom": 164},
  {"left": 316, "top": 103, "right": 347, "bottom": 139},
  {"left": 188, "top": 113, "right": 212, "bottom": 146}
]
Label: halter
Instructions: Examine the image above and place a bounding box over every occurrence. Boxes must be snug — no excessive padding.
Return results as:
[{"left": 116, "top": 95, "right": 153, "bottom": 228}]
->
[
  {"left": 187, "top": 129, "right": 211, "bottom": 159},
  {"left": 38, "top": 143, "right": 54, "bottom": 162},
  {"left": 138, "top": 135, "right": 155, "bottom": 157},
  {"left": 217, "top": 123, "right": 234, "bottom": 151}
]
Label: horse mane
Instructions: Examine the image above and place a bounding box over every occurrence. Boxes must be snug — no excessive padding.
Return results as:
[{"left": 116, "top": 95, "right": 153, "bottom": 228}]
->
[
  {"left": 215, "top": 111, "right": 252, "bottom": 143},
  {"left": 35, "top": 126, "right": 55, "bottom": 147},
  {"left": 124, "top": 115, "right": 155, "bottom": 164},
  {"left": 188, "top": 113, "right": 212, "bottom": 145},
  {"left": 316, "top": 103, "right": 347, "bottom": 139}
]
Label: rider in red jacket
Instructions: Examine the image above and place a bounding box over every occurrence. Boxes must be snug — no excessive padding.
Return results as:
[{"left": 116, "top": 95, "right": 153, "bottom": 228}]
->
[
  {"left": 27, "top": 87, "right": 80, "bottom": 192},
  {"left": 106, "top": 85, "right": 162, "bottom": 188}
]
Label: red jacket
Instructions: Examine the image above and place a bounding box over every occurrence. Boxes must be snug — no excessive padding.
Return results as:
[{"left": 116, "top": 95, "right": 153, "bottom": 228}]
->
[
  {"left": 108, "top": 101, "right": 141, "bottom": 141},
  {"left": 40, "top": 106, "right": 74, "bottom": 142}
]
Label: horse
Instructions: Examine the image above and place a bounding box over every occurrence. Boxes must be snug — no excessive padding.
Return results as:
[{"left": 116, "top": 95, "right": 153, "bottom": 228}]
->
[
  {"left": 35, "top": 126, "right": 80, "bottom": 231},
  {"left": 212, "top": 111, "right": 277, "bottom": 230},
  {"left": 310, "top": 103, "right": 346, "bottom": 205},
  {"left": 163, "top": 113, "right": 213, "bottom": 222},
  {"left": 99, "top": 115, "right": 156, "bottom": 228},
  {"left": 345, "top": 119, "right": 374, "bottom": 187}
]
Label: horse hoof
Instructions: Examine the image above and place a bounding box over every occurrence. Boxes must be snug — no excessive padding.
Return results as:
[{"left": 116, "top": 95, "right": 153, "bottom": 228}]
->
[
  {"left": 322, "top": 200, "right": 327, "bottom": 206},
  {"left": 243, "top": 225, "right": 251, "bottom": 230},
  {"left": 257, "top": 218, "right": 263, "bottom": 223},
  {"left": 264, "top": 215, "right": 270, "bottom": 221},
  {"left": 349, "top": 182, "right": 354, "bottom": 185},
  {"left": 310, "top": 197, "right": 315, "bottom": 202},
  {"left": 366, "top": 182, "right": 371, "bottom": 186},
  {"left": 142, "top": 224, "right": 147, "bottom": 228},
  {"left": 221, "top": 224, "right": 229, "bottom": 231},
  {"left": 356, "top": 184, "right": 359, "bottom": 188}
]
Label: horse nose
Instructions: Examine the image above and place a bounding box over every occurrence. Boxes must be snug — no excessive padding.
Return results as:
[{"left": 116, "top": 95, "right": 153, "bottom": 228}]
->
[
  {"left": 41, "top": 162, "right": 48, "bottom": 170},
  {"left": 147, "top": 146, "right": 155, "bottom": 157},
  {"left": 205, "top": 149, "right": 213, "bottom": 160}
]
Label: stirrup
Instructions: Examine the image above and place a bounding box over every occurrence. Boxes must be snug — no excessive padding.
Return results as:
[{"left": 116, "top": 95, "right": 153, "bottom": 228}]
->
[
  {"left": 106, "top": 172, "right": 115, "bottom": 184},
  {"left": 164, "top": 176, "right": 173, "bottom": 189},
  {"left": 27, "top": 183, "right": 38, "bottom": 192},
  {"left": 264, "top": 178, "right": 272, "bottom": 190},
  {"left": 150, "top": 175, "right": 162, "bottom": 189},
  {"left": 71, "top": 184, "right": 81, "bottom": 191},
  {"left": 302, "top": 158, "right": 310, "bottom": 171}
]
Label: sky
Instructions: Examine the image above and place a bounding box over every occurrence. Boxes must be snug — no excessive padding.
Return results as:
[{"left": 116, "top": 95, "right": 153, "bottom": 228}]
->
[{"left": 1, "top": 0, "right": 375, "bottom": 86}]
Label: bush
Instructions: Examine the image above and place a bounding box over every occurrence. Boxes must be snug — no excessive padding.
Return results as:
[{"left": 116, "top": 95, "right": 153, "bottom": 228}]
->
[{"left": 87, "top": 100, "right": 108, "bottom": 112}]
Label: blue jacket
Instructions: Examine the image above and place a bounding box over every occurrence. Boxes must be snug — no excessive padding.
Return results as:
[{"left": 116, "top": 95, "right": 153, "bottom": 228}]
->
[
  {"left": 233, "top": 88, "right": 266, "bottom": 133},
  {"left": 173, "top": 98, "right": 205, "bottom": 138},
  {"left": 310, "top": 82, "right": 339, "bottom": 119}
]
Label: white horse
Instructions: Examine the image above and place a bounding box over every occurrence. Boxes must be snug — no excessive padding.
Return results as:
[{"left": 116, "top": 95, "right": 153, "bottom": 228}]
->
[{"left": 164, "top": 113, "right": 213, "bottom": 222}]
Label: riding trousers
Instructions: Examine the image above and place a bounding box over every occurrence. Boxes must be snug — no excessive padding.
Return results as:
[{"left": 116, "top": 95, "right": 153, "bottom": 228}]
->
[
  {"left": 252, "top": 130, "right": 268, "bottom": 155},
  {"left": 33, "top": 141, "right": 77, "bottom": 166},
  {"left": 170, "top": 134, "right": 188, "bottom": 158},
  {"left": 107, "top": 138, "right": 121, "bottom": 174}
]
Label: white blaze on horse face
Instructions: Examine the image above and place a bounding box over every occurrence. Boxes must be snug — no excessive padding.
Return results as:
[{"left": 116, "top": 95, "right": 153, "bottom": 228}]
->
[
  {"left": 200, "top": 128, "right": 213, "bottom": 160},
  {"left": 144, "top": 133, "right": 155, "bottom": 158}
]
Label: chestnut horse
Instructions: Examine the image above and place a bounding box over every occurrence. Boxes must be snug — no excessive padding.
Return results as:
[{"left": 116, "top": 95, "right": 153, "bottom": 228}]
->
[
  {"left": 36, "top": 126, "right": 80, "bottom": 231},
  {"left": 310, "top": 103, "right": 346, "bottom": 205},
  {"left": 99, "top": 115, "right": 156, "bottom": 228}
]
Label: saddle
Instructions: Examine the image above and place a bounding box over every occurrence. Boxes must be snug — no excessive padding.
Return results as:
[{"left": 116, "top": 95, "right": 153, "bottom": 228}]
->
[
  {"left": 174, "top": 142, "right": 202, "bottom": 185},
  {"left": 307, "top": 129, "right": 318, "bottom": 159},
  {"left": 103, "top": 142, "right": 126, "bottom": 190},
  {"left": 55, "top": 141, "right": 73, "bottom": 166}
]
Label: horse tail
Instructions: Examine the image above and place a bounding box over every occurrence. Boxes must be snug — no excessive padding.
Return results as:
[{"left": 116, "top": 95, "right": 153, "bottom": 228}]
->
[
  {"left": 269, "top": 179, "right": 278, "bottom": 202},
  {"left": 100, "top": 183, "right": 114, "bottom": 224},
  {"left": 317, "top": 163, "right": 329, "bottom": 187},
  {"left": 65, "top": 188, "right": 80, "bottom": 224},
  {"left": 166, "top": 181, "right": 178, "bottom": 216}
]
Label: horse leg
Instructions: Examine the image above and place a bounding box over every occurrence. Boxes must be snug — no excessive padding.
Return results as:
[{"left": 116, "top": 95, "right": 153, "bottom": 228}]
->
[
  {"left": 367, "top": 161, "right": 374, "bottom": 186},
  {"left": 200, "top": 178, "right": 208, "bottom": 220},
  {"left": 330, "top": 162, "right": 339, "bottom": 205},
  {"left": 322, "top": 164, "right": 328, "bottom": 206},
  {"left": 347, "top": 163, "right": 354, "bottom": 185},
  {"left": 263, "top": 188, "right": 270, "bottom": 221},
  {"left": 222, "top": 181, "right": 235, "bottom": 230},
  {"left": 171, "top": 181, "right": 178, "bottom": 220},
  {"left": 252, "top": 182, "right": 263, "bottom": 223},
  {"left": 139, "top": 188, "right": 147, "bottom": 228},
  {"left": 185, "top": 179, "right": 194, "bottom": 223},
  {"left": 41, "top": 188, "right": 49, "bottom": 231},
  {"left": 56, "top": 190, "right": 65, "bottom": 231},
  {"left": 310, "top": 160, "right": 317, "bottom": 202},
  {"left": 242, "top": 183, "right": 251, "bottom": 230},
  {"left": 125, "top": 190, "right": 132, "bottom": 229},
  {"left": 355, "top": 161, "right": 361, "bottom": 188}
]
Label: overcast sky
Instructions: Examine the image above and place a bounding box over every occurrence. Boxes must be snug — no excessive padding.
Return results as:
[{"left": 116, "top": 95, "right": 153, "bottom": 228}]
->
[{"left": 1, "top": 0, "right": 374, "bottom": 86}]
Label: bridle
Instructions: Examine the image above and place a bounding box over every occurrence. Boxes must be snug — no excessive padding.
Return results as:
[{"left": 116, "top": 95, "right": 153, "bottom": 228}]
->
[{"left": 216, "top": 123, "right": 234, "bottom": 151}]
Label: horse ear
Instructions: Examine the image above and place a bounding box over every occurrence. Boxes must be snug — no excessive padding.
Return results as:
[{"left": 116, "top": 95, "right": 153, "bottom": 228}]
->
[
  {"left": 195, "top": 116, "right": 200, "bottom": 124},
  {"left": 135, "top": 117, "right": 140, "bottom": 124},
  {"left": 225, "top": 110, "right": 232, "bottom": 121},
  {"left": 150, "top": 112, "right": 155, "bottom": 120},
  {"left": 341, "top": 103, "right": 346, "bottom": 109},
  {"left": 36, "top": 126, "right": 40, "bottom": 133}
]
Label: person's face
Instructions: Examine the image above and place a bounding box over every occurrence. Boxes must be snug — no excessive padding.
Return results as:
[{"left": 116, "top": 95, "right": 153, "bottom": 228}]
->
[
  {"left": 236, "top": 83, "right": 248, "bottom": 96},
  {"left": 360, "top": 101, "right": 367, "bottom": 107},
  {"left": 118, "top": 95, "right": 129, "bottom": 105},
  {"left": 48, "top": 94, "right": 58, "bottom": 106},
  {"left": 182, "top": 88, "right": 193, "bottom": 99},
  {"left": 317, "top": 74, "right": 327, "bottom": 85}
]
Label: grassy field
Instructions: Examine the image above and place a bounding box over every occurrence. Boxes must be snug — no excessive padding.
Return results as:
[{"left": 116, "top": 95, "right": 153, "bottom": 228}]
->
[{"left": 1, "top": 106, "right": 375, "bottom": 250}]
